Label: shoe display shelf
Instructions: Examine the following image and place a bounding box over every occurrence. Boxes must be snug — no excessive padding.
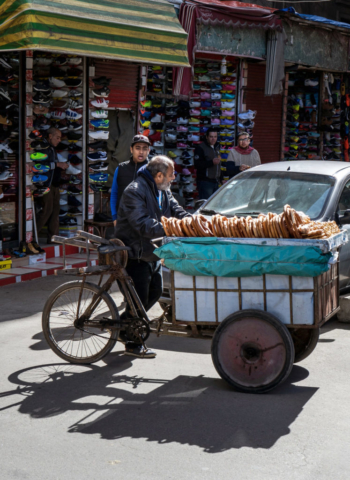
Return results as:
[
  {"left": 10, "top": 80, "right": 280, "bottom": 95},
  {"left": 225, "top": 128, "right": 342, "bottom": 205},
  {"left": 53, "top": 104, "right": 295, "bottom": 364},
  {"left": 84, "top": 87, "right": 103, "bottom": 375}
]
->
[
  {"left": 321, "top": 73, "right": 347, "bottom": 161},
  {"left": 28, "top": 52, "right": 85, "bottom": 238},
  {"left": 192, "top": 58, "right": 238, "bottom": 188},
  {"left": 0, "top": 52, "right": 21, "bottom": 250},
  {"left": 87, "top": 71, "right": 110, "bottom": 226},
  {"left": 284, "top": 72, "right": 321, "bottom": 161}
]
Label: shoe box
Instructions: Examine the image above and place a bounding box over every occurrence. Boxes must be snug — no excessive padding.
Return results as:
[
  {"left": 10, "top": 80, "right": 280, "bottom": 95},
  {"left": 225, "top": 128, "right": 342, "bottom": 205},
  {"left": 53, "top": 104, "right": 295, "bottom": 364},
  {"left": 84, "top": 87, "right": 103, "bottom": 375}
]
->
[
  {"left": 0, "top": 222, "right": 18, "bottom": 248},
  {"left": 28, "top": 251, "right": 46, "bottom": 264}
]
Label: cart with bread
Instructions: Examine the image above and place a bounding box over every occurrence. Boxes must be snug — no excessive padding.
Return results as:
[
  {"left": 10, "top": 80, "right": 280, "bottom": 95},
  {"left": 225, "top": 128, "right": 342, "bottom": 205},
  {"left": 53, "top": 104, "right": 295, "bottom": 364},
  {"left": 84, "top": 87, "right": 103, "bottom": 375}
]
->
[{"left": 42, "top": 205, "right": 347, "bottom": 394}]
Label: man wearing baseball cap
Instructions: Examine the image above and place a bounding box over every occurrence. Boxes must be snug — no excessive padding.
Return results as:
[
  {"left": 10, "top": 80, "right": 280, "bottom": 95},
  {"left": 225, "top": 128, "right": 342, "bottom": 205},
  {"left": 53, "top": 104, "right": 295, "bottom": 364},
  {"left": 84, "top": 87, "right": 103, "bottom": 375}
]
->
[{"left": 110, "top": 135, "right": 151, "bottom": 227}]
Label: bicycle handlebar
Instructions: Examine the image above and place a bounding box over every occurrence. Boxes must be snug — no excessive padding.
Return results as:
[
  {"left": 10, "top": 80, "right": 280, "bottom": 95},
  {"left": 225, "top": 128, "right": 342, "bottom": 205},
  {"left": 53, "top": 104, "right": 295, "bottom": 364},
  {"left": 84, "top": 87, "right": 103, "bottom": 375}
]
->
[{"left": 98, "top": 244, "right": 132, "bottom": 255}]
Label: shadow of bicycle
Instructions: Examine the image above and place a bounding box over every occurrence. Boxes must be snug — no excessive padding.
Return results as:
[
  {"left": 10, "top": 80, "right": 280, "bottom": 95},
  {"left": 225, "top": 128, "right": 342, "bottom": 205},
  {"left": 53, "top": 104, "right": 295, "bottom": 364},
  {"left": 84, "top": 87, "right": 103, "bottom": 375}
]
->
[{"left": 1, "top": 360, "right": 317, "bottom": 453}]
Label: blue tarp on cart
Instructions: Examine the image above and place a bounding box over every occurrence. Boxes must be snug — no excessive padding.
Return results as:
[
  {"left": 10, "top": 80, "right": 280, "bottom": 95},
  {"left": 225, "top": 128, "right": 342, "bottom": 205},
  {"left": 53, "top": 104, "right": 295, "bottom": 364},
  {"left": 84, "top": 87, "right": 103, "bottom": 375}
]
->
[{"left": 154, "top": 238, "right": 332, "bottom": 278}]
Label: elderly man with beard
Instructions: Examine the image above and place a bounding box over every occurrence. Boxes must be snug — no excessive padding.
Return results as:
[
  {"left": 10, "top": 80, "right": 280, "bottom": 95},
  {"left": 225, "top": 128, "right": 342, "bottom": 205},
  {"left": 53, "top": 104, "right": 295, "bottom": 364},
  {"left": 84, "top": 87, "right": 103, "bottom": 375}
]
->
[{"left": 115, "top": 155, "right": 190, "bottom": 358}]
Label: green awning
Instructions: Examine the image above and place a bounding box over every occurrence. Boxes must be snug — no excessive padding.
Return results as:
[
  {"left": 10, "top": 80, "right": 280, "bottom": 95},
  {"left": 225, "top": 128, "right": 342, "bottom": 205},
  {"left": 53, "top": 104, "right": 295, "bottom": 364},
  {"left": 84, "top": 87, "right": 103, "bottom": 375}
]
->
[{"left": 0, "top": 0, "right": 189, "bottom": 66}]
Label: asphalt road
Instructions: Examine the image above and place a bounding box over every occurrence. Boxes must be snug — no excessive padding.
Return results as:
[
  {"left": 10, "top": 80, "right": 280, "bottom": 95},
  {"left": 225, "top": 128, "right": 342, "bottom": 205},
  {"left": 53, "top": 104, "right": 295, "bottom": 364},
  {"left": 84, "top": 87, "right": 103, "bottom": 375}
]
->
[{"left": 1, "top": 275, "right": 350, "bottom": 480}]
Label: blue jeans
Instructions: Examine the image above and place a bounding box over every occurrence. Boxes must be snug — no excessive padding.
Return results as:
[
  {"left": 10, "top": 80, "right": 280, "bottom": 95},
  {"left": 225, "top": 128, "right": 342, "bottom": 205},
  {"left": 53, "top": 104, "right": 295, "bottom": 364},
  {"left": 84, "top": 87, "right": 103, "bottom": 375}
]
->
[{"left": 197, "top": 180, "right": 219, "bottom": 200}]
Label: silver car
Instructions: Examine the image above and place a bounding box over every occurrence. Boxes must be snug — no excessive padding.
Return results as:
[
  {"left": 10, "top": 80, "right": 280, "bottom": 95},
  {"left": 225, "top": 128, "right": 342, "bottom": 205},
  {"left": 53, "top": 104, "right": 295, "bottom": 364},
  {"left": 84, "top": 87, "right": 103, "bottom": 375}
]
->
[{"left": 161, "top": 161, "right": 350, "bottom": 305}]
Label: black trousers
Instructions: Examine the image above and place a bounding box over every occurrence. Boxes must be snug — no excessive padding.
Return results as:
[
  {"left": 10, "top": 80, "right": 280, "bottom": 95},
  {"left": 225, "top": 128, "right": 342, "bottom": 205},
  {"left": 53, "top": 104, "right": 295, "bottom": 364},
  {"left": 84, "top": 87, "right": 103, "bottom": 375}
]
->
[
  {"left": 120, "top": 259, "right": 162, "bottom": 345},
  {"left": 36, "top": 185, "right": 60, "bottom": 240}
]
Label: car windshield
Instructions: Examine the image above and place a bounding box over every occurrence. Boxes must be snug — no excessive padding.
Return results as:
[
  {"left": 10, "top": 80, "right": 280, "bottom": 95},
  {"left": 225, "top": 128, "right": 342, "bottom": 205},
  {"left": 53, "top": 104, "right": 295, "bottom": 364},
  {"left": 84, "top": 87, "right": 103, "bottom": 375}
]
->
[{"left": 201, "top": 171, "right": 335, "bottom": 220}]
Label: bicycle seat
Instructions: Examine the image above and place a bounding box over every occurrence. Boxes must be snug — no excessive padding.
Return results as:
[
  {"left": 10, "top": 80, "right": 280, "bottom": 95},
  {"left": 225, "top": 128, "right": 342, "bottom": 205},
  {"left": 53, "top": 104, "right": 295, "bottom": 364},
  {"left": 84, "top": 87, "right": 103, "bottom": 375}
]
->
[{"left": 98, "top": 244, "right": 132, "bottom": 255}]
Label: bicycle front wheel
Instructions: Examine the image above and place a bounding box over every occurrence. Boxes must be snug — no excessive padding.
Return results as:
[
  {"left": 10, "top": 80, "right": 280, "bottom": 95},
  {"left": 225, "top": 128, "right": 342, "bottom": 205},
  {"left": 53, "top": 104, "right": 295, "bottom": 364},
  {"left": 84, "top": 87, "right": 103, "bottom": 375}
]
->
[{"left": 42, "top": 280, "right": 119, "bottom": 364}]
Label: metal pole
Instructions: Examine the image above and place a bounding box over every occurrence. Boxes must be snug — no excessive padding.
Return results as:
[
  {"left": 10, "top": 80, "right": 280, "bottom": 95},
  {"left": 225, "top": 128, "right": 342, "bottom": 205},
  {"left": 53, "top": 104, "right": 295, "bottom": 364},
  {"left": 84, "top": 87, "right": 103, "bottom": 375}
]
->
[{"left": 31, "top": 194, "right": 38, "bottom": 243}]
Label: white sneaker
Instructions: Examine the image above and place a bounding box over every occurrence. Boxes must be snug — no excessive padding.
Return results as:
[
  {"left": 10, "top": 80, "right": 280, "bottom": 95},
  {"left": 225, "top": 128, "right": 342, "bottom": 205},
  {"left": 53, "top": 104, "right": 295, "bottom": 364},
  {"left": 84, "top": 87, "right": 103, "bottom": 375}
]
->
[
  {"left": 59, "top": 198, "right": 68, "bottom": 205},
  {"left": 57, "top": 153, "right": 68, "bottom": 162},
  {"left": 35, "top": 58, "right": 52, "bottom": 66},
  {"left": 211, "top": 93, "right": 221, "bottom": 99},
  {"left": 177, "top": 118, "right": 189, "bottom": 124},
  {"left": 91, "top": 99, "right": 109, "bottom": 109},
  {"left": 0, "top": 142, "right": 13, "bottom": 153},
  {"left": 50, "top": 77, "right": 66, "bottom": 88},
  {"left": 165, "top": 134, "right": 176, "bottom": 141},
  {"left": 66, "top": 109, "right": 82, "bottom": 120},
  {"left": 153, "top": 141, "right": 164, "bottom": 147},
  {"left": 151, "top": 114, "right": 163, "bottom": 123},
  {"left": 67, "top": 57, "right": 82, "bottom": 65},
  {"left": 305, "top": 79, "right": 318, "bottom": 87},
  {"left": 69, "top": 99, "right": 83, "bottom": 109},
  {"left": 65, "top": 163, "right": 82, "bottom": 175},
  {"left": 187, "top": 134, "right": 200, "bottom": 142},
  {"left": 51, "top": 89, "right": 68, "bottom": 98},
  {"left": 189, "top": 101, "right": 200, "bottom": 108},
  {"left": 238, "top": 110, "right": 256, "bottom": 120},
  {"left": 91, "top": 110, "right": 108, "bottom": 118},
  {"left": 221, "top": 101, "right": 235, "bottom": 108},
  {"left": 88, "top": 130, "right": 109, "bottom": 140},
  {"left": 51, "top": 110, "right": 66, "bottom": 120},
  {"left": 0, "top": 170, "right": 12, "bottom": 180}
]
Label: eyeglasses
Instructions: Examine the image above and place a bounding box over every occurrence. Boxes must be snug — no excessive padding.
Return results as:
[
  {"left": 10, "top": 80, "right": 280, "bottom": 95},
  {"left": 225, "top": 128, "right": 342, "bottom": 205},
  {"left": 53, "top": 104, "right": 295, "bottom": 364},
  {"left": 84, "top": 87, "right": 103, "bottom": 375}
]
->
[{"left": 239, "top": 137, "right": 250, "bottom": 142}]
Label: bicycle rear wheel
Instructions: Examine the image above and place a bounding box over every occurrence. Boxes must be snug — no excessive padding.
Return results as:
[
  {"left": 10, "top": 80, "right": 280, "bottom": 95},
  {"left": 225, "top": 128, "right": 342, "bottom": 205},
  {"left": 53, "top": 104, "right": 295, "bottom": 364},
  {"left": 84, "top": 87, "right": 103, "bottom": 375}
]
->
[{"left": 42, "top": 280, "right": 119, "bottom": 364}]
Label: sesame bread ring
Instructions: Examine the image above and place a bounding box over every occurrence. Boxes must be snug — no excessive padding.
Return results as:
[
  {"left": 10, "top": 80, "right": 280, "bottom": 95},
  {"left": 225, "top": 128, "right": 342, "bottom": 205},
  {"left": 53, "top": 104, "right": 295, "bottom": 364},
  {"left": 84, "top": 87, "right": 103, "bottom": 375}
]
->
[
  {"left": 262, "top": 216, "right": 270, "bottom": 238},
  {"left": 239, "top": 217, "right": 248, "bottom": 237},
  {"left": 187, "top": 217, "right": 197, "bottom": 237},
  {"left": 258, "top": 218, "right": 265, "bottom": 238},
  {"left": 161, "top": 217, "right": 171, "bottom": 236},
  {"left": 245, "top": 216, "right": 253, "bottom": 237},
  {"left": 212, "top": 215, "right": 221, "bottom": 237},
  {"left": 171, "top": 218, "right": 181, "bottom": 237},
  {"left": 181, "top": 218, "right": 191, "bottom": 237},
  {"left": 233, "top": 218, "right": 242, "bottom": 237},
  {"left": 267, "top": 215, "right": 276, "bottom": 238},
  {"left": 222, "top": 219, "right": 231, "bottom": 237},
  {"left": 191, "top": 216, "right": 203, "bottom": 237},
  {"left": 175, "top": 219, "right": 185, "bottom": 237},
  {"left": 197, "top": 215, "right": 212, "bottom": 237},
  {"left": 219, "top": 216, "right": 229, "bottom": 237},
  {"left": 252, "top": 218, "right": 259, "bottom": 238},
  {"left": 274, "top": 215, "right": 283, "bottom": 238},
  {"left": 279, "top": 214, "right": 290, "bottom": 238},
  {"left": 290, "top": 209, "right": 302, "bottom": 239}
]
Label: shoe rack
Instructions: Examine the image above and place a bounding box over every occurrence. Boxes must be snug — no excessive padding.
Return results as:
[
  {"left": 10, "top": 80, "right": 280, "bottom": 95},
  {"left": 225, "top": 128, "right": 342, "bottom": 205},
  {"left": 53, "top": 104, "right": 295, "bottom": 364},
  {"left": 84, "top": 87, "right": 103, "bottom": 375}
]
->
[
  {"left": 284, "top": 71, "right": 321, "bottom": 161},
  {"left": 0, "top": 51, "right": 21, "bottom": 250},
  {"left": 321, "top": 72, "right": 347, "bottom": 161},
  {"left": 87, "top": 64, "right": 110, "bottom": 226},
  {"left": 26, "top": 51, "right": 85, "bottom": 240}
]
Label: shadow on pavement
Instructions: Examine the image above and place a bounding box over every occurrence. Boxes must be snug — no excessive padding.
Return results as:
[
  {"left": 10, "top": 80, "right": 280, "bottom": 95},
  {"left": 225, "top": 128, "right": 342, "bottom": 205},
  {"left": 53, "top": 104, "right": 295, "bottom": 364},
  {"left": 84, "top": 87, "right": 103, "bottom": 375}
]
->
[{"left": 1, "top": 360, "right": 317, "bottom": 453}]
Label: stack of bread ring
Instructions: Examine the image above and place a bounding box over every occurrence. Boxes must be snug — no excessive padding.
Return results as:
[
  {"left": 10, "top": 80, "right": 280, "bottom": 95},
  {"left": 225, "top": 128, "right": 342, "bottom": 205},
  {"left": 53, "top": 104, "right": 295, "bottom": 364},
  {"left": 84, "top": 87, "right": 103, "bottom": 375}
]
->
[{"left": 161, "top": 205, "right": 340, "bottom": 240}]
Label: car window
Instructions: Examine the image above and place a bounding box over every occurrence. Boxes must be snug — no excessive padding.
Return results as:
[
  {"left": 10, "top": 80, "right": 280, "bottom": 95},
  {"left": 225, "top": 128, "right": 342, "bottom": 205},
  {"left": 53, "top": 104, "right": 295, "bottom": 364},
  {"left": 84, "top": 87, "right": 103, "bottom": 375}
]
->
[
  {"left": 338, "top": 180, "right": 350, "bottom": 214},
  {"left": 202, "top": 171, "right": 335, "bottom": 220}
]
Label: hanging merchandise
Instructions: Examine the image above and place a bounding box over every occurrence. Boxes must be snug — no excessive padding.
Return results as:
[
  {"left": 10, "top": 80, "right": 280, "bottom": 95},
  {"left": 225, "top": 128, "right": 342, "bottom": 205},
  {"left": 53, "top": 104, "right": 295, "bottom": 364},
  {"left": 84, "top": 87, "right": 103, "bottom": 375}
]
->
[
  {"left": 0, "top": 52, "right": 20, "bottom": 250},
  {"left": 30, "top": 53, "right": 84, "bottom": 238},
  {"left": 321, "top": 73, "right": 344, "bottom": 161},
  {"left": 284, "top": 71, "right": 320, "bottom": 161},
  {"left": 88, "top": 75, "right": 110, "bottom": 195}
]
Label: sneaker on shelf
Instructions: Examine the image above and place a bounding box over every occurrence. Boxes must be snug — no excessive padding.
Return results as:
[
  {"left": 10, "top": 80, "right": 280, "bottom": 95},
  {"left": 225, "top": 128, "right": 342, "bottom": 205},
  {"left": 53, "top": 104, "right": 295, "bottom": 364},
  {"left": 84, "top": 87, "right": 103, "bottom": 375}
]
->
[
  {"left": 305, "top": 79, "right": 319, "bottom": 87},
  {"left": 30, "top": 152, "right": 48, "bottom": 161},
  {"left": 67, "top": 121, "right": 82, "bottom": 131},
  {"left": 68, "top": 207, "right": 82, "bottom": 215},
  {"left": 87, "top": 151, "right": 107, "bottom": 161},
  {"left": 91, "top": 110, "right": 108, "bottom": 119},
  {"left": 92, "top": 86, "right": 110, "bottom": 97},
  {"left": 238, "top": 110, "right": 256, "bottom": 120},
  {"left": 153, "top": 141, "right": 164, "bottom": 148},
  {"left": 177, "top": 142, "right": 188, "bottom": 148},
  {"left": 49, "top": 77, "right": 66, "bottom": 88},
  {"left": 187, "top": 134, "right": 200, "bottom": 142},
  {"left": 56, "top": 141, "right": 69, "bottom": 151},
  {"left": 90, "top": 119, "right": 109, "bottom": 129},
  {"left": 93, "top": 76, "right": 112, "bottom": 86},
  {"left": 0, "top": 57, "right": 13, "bottom": 69},
  {"left": 69, "top": 89, "right": 83, "bottom": 98},
  {"left": 31, "top": 174, "right": 48, "bottom": 184},
  {"left": 65, "top": 78, "right": 82, "bottom": 88},
  {"left": 59, "top": 209, "right": 67, "bottom": 217},
  {"left": 89, "top": 173, "right": 108, "bottom": 183},
  {"left": 151, "top": 114, "right": 163, "bottom": 123},
  {"left": 29, "top": 129, "right": 42, "bottom": 140},
  {"left": 66, "top": 185, "right": 82, "bottom": 196},
  {"left": 68, "top": 154, "right": 82, "bottom": 166},
  {"left": 51, "top": 89, "right": 68, "bottom": 98},
  {"left": 54, "top": 57, "right": 68, "bottom": 66},
  {"left": 51, "top": 99, "right": 68, "bottom": 109},
  {"left": 67, "top": 131, "right": 82, "bottom": 141},
  {"left": 33, "top": 82, "right": 51, "bottom": 93},
  {"left": 32, "top": 163, "right": 50, "bottom": 174},
  {"left": 67, "top": 57, "right": 82, "bottom": 65},
  {"left": 88, "top": 130, "right": 109, "bottom": 140},
  {"left": 33, "top": 186, "right": 50, "bottom": 197},
  {"left": 33, "top": 92, "right": 50, "bottom": 104},
  {"left": 66, "top": 109, "right": 82, "bottom": 121},
  {"left": 89, "top": 162, "right": 109, "bottom": 172},
  {"left": 68, "top": 175, "right": 81, "bottom": 185},
  {"left": 189, "top": 109, "right": 200, "bottom": 116},
  {"left": 88, "top": 140, "right": 107, "bottom": 150},
  {"left": 89, "top": 184, "right": 110, "bottom": 193},
  {"left": 189, "top": 117, "right": 200, "bottom": 124},
  {"left": 189, "top": 101, "right": 201, "bottom": 108},
  {"left": 68, "top": 195, "right": 82, "bottom": 206},
  {"left": 177, "top": 126, "right": 188, "bottom": 132},
  {"left": 51, "top": 110, "right": 66, "bottom": 120}
]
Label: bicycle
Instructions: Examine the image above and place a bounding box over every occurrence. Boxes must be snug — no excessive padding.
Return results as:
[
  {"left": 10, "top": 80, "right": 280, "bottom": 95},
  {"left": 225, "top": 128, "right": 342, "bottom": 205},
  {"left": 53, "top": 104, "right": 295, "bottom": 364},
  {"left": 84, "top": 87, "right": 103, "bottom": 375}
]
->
[{"left": 42, "top": 230, "right": 153, "bottom": 364}]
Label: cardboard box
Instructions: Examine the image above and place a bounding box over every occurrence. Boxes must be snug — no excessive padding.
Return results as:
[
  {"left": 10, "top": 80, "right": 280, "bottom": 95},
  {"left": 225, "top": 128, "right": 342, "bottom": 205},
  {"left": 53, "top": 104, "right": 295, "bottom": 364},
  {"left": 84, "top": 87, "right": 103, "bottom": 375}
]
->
[
  {"left": 0, "top": 223, "right": 18, "bottom": 243},
  {"left": 0, "top": 259, "right": 12, "bottom": 271},
  {"left": 28, "top": 253, "right": 46, "bottom": 265}
]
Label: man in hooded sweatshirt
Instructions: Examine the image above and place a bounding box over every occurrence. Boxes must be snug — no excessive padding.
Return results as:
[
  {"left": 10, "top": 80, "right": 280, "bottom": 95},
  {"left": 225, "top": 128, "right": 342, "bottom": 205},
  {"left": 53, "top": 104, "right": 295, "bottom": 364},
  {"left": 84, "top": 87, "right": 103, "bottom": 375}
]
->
[{"left": 115, "top": 155, "right": 190, "bottom": 358}]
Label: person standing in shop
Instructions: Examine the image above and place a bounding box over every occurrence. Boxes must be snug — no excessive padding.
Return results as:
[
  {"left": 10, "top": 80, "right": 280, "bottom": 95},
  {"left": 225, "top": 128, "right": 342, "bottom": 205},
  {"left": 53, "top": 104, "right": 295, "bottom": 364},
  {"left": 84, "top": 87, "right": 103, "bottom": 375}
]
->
[
  {"left": 194, "top": 128, "right": 221, "bottom": 200},
  {"left": 110, "top": 135, "right": 151, "bottom": 229},
  {"left": 115, "top": 155, "right": 190, "bottom": 358},
  {"left": 226, "top": 132, "right": 261, "bottom": 172},
  {"left": 36, "top": 128, "right": 68, "bottom": 243}
]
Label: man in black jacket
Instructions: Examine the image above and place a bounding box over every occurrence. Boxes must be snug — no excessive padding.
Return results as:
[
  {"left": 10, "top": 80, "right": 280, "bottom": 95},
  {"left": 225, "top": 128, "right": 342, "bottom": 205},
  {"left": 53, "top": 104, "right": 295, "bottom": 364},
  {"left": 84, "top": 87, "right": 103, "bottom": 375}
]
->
[
  {"left": 194, "top": 128, "right": 221, "bottom": 200},
  {"left": 110, "top": 134, "right": 150, "bottom": 227},
  {"left": 116, "top": 155, "right": 190, "bottom": 358},
  {"left": 36, "top": 128, "right": 68, "bottom": 243}
]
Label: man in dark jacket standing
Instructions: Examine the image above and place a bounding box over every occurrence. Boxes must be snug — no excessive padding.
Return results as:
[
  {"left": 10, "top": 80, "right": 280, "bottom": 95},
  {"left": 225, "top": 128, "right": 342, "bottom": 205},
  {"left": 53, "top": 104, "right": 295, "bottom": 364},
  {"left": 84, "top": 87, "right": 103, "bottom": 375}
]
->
[
  {"left": 110, "top": 135, "right": 150, "bottom": 227},
  {"left": 36, "top": 127, "right": 68, "bottom": 243},
  {"left": 116, "top": 155, "right": 190, "bottom": 358},
  {"left": 194, "top": 128, "right": 221, "bottom": 200}
]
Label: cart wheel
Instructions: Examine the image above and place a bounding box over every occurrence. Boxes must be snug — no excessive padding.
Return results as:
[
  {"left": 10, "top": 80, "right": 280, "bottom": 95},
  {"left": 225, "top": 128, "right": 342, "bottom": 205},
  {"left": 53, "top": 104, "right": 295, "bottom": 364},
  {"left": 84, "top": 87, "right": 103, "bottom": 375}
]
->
[
  {"left": 211, "top": 309, "right": 295, "bottom": 394},
  {"left": 290, "top": 327, "right": 319, "bottom": 363}
]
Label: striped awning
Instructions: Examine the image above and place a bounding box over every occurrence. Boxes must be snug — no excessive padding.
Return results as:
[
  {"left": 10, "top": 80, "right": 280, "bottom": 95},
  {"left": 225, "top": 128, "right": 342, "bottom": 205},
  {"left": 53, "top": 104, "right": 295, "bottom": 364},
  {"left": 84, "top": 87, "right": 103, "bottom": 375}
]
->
[{"left": 0, "top": 0, "right": 190, "bottom": 66}]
